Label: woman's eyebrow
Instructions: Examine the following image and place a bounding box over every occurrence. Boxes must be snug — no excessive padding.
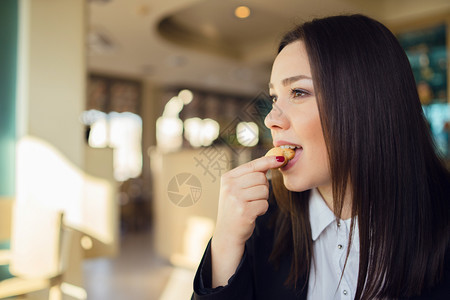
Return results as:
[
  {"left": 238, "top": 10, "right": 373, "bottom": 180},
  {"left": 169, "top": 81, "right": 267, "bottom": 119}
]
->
[{"left": 269, "top": 75, "right": 312, "bottom": 89}]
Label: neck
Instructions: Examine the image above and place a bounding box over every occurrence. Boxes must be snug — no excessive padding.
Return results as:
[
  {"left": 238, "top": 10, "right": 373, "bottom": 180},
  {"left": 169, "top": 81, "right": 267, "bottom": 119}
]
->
[{"left": 317, "top": 185, "right": 352, "bottom": 220}]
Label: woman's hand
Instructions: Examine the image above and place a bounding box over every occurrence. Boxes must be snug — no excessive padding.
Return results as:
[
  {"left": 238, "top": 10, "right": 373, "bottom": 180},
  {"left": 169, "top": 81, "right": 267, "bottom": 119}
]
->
[{"left": 210, "top": 155, "right": 286, "bottom": 287}]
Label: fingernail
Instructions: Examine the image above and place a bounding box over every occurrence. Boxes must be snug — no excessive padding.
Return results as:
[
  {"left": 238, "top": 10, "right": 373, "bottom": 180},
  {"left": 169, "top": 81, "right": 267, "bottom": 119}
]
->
[{"left": 276, "top": 156, "right": 285, "bottom": 162}]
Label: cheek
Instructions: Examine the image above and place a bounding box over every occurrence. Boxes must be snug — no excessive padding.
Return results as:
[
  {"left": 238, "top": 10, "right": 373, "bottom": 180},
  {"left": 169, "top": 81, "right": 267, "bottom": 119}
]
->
[
  {"left": 310, "top": 118, "right": 328, "bottom": 157},
  {"left": 288, "top": 111, "right": 330, "bottom": 190},
  {"left": 308, "top": 120, "right": 331, "bottom": 186},
  {"left": 298, "top": 107, "right": 325, "bottom": 149},
  {"left": 306, "top": 115, "right": 329, "bottom": 169}
]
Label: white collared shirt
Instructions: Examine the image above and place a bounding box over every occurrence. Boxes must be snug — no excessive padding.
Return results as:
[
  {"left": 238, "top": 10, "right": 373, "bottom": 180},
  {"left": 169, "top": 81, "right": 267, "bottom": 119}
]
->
[{"left": 307, "top": 188, "right": 360, "bottom": 300}]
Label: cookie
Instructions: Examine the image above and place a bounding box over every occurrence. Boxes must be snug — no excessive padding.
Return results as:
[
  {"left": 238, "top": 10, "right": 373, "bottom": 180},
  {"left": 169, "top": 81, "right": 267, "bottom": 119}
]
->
[{"left": 265, "top": 147, "right": 296, "bottom": 168}]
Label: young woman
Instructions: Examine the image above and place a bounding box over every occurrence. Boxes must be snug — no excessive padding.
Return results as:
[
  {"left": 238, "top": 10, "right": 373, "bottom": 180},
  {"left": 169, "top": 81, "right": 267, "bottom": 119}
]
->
[{"left": 192, "top": 14, "right": 450, "bottom": 299}]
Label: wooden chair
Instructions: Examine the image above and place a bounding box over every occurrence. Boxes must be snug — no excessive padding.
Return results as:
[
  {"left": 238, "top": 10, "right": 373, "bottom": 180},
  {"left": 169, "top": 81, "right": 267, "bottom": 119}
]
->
[{"left": 0, "top": 203, "right": 86, "bottom": 300}]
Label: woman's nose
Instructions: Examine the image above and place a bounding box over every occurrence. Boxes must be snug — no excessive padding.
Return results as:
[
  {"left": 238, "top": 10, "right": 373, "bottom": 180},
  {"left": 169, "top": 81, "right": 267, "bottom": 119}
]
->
[{"left": 264, "top": 103, "right": 289, "bottom": 130}]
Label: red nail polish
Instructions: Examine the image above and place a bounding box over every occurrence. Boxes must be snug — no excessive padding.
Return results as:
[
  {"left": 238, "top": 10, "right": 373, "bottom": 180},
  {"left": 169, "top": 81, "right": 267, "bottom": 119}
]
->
[{"left": 276, "top": 156, "right": 285, "bottom": 162}]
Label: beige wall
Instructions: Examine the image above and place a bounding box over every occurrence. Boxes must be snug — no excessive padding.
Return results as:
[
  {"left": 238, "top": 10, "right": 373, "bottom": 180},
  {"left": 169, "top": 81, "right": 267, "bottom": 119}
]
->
[
  {"left": 17, "top": 0, "right": 86, "bottom": 168},
  {"left": 150, "top": 147, "right": 232, "bottom": 261}
]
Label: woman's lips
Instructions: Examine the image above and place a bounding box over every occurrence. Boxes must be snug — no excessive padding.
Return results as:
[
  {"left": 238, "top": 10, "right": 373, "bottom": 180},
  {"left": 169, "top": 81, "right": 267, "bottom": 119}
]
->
[{"left": 280, "top": 147, "right": 302, "bottom": 171}]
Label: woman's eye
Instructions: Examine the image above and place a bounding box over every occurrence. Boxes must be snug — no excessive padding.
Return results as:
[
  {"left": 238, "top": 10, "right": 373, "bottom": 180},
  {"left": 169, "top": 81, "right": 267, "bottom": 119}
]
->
[
  {"left": 270, "top": 95, "right": 277, "bottom": 104},
  {"left": 291, "top": 89, "right": 309, "bottom": 98}
]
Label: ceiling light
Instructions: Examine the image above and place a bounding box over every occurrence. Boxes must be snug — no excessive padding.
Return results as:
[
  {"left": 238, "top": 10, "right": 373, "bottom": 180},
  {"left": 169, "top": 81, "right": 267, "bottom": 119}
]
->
[{"left": 234, "top": 6, "right": 251, "bottom": 19}]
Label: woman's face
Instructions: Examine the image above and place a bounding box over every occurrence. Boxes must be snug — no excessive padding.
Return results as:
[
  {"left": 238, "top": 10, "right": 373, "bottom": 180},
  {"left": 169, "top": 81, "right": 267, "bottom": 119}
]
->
[{"left": 265, "top": 40, "right": 331, "bottom": 192}]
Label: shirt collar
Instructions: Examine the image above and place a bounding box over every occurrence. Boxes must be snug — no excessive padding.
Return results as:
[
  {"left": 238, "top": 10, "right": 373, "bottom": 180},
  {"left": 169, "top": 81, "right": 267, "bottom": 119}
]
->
[
  {"left": 309, "top": 188, "right": 336, "bottom": 241},
  {"left": 309, "top": 189, "right": 360, "bottom": 252}
]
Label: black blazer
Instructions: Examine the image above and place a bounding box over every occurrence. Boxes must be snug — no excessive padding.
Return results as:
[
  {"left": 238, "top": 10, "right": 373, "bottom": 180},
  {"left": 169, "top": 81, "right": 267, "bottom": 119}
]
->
[{"left": 192, "top": 198, "right": 450, "bottom": 299}]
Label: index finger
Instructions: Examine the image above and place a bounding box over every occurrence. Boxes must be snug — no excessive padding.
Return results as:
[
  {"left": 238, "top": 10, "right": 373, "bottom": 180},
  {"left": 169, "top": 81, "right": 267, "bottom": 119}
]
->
[{"left": 228, "top": 155, "right": 285, "bottom": 178}]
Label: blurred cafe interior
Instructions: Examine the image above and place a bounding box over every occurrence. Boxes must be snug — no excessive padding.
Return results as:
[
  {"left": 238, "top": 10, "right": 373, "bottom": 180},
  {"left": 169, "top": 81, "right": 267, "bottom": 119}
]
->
[{"left": 0, "top": 0, "right": 449, "bottom": 299}]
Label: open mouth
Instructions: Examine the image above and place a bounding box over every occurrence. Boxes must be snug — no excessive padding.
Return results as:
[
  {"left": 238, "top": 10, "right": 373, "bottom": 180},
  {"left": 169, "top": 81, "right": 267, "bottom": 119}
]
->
[
  {"left": 278, "top": 145, "right": 300, "bottom": 150},
  {"left": 280, "top": 146, "right": 303, "bottom": 170}
]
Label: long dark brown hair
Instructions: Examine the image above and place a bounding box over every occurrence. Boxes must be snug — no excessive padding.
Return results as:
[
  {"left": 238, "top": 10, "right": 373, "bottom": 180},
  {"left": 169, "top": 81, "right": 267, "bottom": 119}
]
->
[{"left": 270, "top": 14, "right": 450, "bottom": 299}]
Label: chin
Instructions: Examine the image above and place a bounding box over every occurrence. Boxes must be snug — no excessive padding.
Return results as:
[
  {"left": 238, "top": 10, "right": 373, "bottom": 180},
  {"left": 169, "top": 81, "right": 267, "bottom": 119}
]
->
[{"left": 282, "top": 175, "right": 309, "bottom": 192}]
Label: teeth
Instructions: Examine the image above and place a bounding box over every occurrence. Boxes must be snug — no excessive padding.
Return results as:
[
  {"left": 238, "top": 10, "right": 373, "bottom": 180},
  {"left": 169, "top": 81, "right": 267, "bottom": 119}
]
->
[{"left": 279, "top": 145, "right": 298, "bottom": 149}]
